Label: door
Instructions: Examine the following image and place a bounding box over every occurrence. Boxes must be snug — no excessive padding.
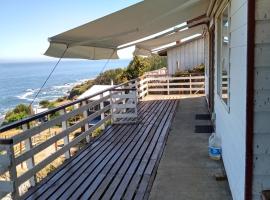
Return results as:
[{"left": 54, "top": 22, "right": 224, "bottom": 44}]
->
[{"left": 208, "top": 26, "right": 215, "bottom": 113}]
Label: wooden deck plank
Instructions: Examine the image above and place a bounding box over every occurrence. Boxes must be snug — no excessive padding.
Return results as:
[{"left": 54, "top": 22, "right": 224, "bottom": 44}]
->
[
  {"left": 133, "top": 101, "right": 178, "bottom": 200},
  {"left": 101, "top": 102, "right": 171, "bottom": 198},
  {"left": 43, "top": 103, "right": 157, "bottom": 199},
  {"left": 23, "top": 99, "right": 178, "bottom": 200},
  {"left": 116, "top": 100, "right": 177, "bottom": 200},
  {"left": 45, "top": 101, "right": 160, "bottom": 199},
  {"left": 84, "top": 101, "right": 170, "bottom": 200},
  {"left": 24, "top": 102, "right": 151, "bottom": 200}
]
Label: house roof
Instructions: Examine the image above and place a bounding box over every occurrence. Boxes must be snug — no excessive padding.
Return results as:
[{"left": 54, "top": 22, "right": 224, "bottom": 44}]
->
[
  {"left": 77, "top": 85, "right": 113, "bottom": 101},
  {"left": 45, "top": 0, "right": 210, "bottom": 60}
]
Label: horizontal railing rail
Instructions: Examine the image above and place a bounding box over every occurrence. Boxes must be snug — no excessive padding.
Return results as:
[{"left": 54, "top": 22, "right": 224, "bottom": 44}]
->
[
  {"left": 0, "top": 80, "right": 136, "bottom": 133},
  {"left": 144, "top": 75, "right": 205, "bottom": 95}
]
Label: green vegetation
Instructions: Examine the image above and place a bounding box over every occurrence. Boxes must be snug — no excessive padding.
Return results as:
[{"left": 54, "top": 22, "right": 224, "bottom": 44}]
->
[
  {"left": 39, "top": 100, "right": 56, "bottom": 109},
  {"left": 2, "top": 104, "right": 32, "bottom": 126},
  {"left": 68, "top": 55, "right": 167, "bottom": 99},
  {"left": 174, "top": 64, "right": 205, "bottom": 77}
]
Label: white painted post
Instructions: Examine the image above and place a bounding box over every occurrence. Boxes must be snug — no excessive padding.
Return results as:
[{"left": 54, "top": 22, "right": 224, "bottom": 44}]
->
[
  {"left": 82, "top": 101, "right": 90, "bottom": 143},
  {"left": 135, "top": 79, "right": 140, "bottom": 101},
  {"left": 146, "top": 78, "right": 149, "bottom": 96},
  {"left": 190, "top": 74, "right": 192, "bottom": 95},
  {"left": 110, "top": 90, "right": 115, "bottom": 124},
  {"left": 60, "top": 109, "right": 70, "bottom": 159},
  {"left": 22, "top": 123, "right": 36, "bottom": 186},
  {"left": 122, "top": 89, "right": 127, "bottom": 114},
  {"left": 133, "top": 90, "right": 138, "bottom": 118},
  {"left": 7, "top": 143, "right": 19, "bottom": 199},
  {"left": 99, "top": 93, "right": 105, "bottom": 130},
  {"left": 167, "top": 77, "right": 170, "bottom": 95}
]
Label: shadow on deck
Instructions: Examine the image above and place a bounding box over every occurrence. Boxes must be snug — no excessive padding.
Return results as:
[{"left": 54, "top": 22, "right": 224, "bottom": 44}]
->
[{"left": 23, "top": 99, "right": 178, "bottom": 200}]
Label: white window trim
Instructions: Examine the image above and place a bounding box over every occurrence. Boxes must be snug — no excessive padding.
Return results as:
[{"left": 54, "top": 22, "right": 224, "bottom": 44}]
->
[{"left": 216, "top": 3, "right": 231, "bottom": 112}]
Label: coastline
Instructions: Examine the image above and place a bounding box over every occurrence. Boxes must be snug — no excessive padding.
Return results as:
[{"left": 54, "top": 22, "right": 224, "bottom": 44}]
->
[{"left": 0, "top": 77, "right": 96, "bottom": 124}]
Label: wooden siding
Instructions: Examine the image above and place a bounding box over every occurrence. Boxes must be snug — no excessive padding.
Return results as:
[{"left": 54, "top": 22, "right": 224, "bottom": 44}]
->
[
  {"left": 253, "top": 0, "right": 270, "bottom": 199},
  {"left": 167, "top": 38, "right": 205, "bottom": 75},
  {"left": 213, "top": 0, "right": 247, "bottom": 200}
]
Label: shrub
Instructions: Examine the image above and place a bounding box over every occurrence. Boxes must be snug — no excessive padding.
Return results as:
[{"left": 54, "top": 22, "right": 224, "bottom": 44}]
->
[{"left": 2, "top": 104, "right": 32, "bottom": 126}]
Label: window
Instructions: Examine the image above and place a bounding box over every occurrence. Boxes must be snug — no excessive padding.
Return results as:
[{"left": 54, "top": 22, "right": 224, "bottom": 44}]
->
[{"left": 217, "top": 5, "right": 230, "bottom": 107}]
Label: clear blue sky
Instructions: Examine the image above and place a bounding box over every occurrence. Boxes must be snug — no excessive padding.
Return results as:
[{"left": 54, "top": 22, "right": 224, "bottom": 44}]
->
[{"left": 0, "top": 0, "right": 141, "bottom": 61}]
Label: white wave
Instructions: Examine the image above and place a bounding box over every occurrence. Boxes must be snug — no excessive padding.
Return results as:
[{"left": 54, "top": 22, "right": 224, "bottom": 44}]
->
[{"left": 16, "top": 91, "right": 34, "bottom": 101}]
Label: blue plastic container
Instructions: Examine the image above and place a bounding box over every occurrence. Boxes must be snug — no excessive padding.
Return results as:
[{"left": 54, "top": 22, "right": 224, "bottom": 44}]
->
[{"left": 208, "top": 146, "right": 222, "bottom": 160}]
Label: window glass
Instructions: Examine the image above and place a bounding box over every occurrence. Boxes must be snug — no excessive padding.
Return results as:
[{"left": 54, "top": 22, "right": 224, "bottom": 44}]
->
[{"left": 218, "top": 6, "right": 230, "bottom": 105}]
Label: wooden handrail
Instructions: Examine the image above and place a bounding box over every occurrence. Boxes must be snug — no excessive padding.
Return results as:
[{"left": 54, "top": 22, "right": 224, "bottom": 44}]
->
[{"left": 0, "top": 79, "right": 137, "bottom": 134}]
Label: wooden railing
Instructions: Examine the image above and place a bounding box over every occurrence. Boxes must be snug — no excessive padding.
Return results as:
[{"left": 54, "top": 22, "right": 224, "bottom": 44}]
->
[
  {"left": 137, "top": 74, "right": 205, "bottom": 96},
  {"left": 0, "top": 74, "right": 205, "bottom": 199},
  {"left": 0, "top": 80, "right": 137, "bottom": 199}
]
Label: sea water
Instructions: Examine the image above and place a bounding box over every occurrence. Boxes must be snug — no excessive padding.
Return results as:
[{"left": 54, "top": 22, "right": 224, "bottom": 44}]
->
[{"left": 0, "top": 59, "right": 131, "bottom": 121}]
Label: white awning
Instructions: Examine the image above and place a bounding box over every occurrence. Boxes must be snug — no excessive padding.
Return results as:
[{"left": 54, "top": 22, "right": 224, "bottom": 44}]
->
[
  {"left": 45, "top": 0, "right": 210, "bottom": 60},
  {"left": 134, "top": 25, "right": 206, "bottom": 56}
]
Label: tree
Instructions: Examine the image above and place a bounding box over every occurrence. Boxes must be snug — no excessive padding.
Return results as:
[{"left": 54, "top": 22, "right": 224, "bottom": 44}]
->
[{"left": 123, "top": 55, "right": 167, "bottom": 80}]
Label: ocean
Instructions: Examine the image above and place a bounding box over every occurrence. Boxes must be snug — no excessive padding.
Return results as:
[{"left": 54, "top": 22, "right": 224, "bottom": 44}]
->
[{"left": 0, "top": 59, "right": 131, "bottom": 121}]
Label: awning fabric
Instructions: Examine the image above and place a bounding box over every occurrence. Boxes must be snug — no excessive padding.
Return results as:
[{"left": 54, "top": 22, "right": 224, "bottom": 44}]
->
[
  {"left": 134, "top": 25, "right": 205, "bottom": 56},
  {"left": 45, "top": 0, "right": 210, "bottom": 60}
]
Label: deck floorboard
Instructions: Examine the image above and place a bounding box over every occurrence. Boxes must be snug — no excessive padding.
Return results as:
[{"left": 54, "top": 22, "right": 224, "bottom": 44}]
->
[{"left": 23, "top": 99, "right": 178, "bottom": 200}]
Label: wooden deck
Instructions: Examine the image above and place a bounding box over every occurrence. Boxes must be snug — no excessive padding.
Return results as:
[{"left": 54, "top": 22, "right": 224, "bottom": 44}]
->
[{"left": 23, "top": 99, "right": 178, "bottom": 200}]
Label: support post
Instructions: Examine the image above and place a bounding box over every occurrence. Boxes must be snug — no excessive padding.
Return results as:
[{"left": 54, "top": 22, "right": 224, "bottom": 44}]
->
[
  {"left": 7, "top": 143, "right": 19, "bottom": 199},
  {"left": 135, "top": 79, "right": 140, "bottom": 101},
  {"left": 146, "top": 78, "right": 149, "bottom": 96},
  {"left": 60, "top": 109, "right": 70, "bottom": 159},
  {"left": 190, "top": 74, "right": 192, "bottom": 94},
  {"left": 22, "top": 123, "right": 36, "bottom": 186},
  {"left": 99, "top": 94, "right": 105, "bottom": 130},
  {"left": 109, "top": 91, "right": 115, "bottom": 124},
  {"left": 82, "top": 101, "right": 90, "bottom": 143},
  {"left": 167, "top": 77, "right": 170, "bottom": 95}
]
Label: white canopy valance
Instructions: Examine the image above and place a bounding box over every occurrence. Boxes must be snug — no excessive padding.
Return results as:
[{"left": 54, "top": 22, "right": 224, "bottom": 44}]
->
[
  {"left": 45, "top": 0, "right": 210, "bottom": 60},
  {"left": 134, "top": 25, "right": 206, "bottom": 56}
]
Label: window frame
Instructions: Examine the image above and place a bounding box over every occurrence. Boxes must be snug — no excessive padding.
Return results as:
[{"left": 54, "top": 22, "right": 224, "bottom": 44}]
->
[{"left": 216, "top": 3, "right": 231, "bottom": 112}]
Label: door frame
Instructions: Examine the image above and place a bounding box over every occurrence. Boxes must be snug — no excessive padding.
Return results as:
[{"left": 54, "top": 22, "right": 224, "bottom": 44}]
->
[{"left": 208, "top": 25, "right": 215, "bottom": 113}]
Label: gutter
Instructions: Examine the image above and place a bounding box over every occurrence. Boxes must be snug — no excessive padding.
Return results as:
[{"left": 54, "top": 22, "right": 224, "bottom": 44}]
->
[{"left": 245, "top": 0, "right": 255, "bottom": 199}]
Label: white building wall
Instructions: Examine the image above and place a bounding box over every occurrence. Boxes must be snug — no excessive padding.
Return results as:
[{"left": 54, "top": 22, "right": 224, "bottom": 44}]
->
[
  {"left": 253, "top": 0, "right": 270, "bottom": 199},
  {"left": 167, "top": 38, "right": 205, "bottom": 75},
  {"left": 214, "top": 0, "right": 247, "bottom": 200}
]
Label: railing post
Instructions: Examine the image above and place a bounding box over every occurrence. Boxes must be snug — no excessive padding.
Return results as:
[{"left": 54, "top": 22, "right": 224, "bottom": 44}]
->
[
  {"left": 135, "top": 79, "right": 140, "bottom": 101},
  {"left": 99, "top": 93, "right": 105, "bottom": 130},
  {"left": 122, "top": 88, "right": 127, "bottom": 113},
  {"left": 189, "top": 74, "right": 192, "bottom": 94},
  {"left": 60, "top": 109, "right": 70, "bottom": 159},
  {"left": 7, "top": 142, "right": 19, "bottom": 199},
  {"left": 0, "top": 141, "right": 19, "bottom": 199},
  {"left": 22, "top": 123, "right": 36, "bottom": 186},
  {"left": 82, "top": 101, "right": 91, "bottom": 143},
  {"left": 146, "top": 78, "right": 149, "bottom": 96},
  {"left": 167, "top": 77, "right": 170, "bottom": 95},
  {"left": 110, "top": 90, "right": 115, "bottom": 124}
]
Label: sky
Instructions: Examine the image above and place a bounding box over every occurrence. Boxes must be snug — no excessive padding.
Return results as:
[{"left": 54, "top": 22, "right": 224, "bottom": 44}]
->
[{"left": 0, "top": 0, "right": 142, "bottom": 61}]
